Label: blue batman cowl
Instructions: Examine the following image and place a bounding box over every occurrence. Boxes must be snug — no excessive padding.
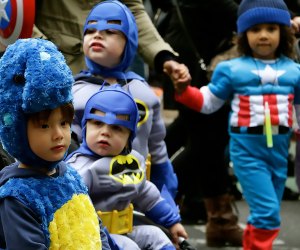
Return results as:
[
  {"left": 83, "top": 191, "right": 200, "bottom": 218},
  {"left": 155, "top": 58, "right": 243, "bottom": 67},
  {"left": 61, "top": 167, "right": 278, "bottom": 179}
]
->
[
  {"left": 83, "top": 0, "right": 138, "bottom": 79},
  {"left": 0, "top": 38, "right": 73, "bottom": 170},
  {"left": 67, "top": 85, "right": 139, "bottom": 160}
]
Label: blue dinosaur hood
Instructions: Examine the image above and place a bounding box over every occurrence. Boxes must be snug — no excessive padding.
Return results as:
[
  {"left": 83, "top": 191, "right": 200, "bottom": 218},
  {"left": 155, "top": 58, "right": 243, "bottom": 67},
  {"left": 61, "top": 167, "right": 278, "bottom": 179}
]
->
[
  {"left": 83, "top": 0, "right": 138, "bottom": 79},
  {"left": 0, "top": 38, "right": 73, "bottom": 170}
]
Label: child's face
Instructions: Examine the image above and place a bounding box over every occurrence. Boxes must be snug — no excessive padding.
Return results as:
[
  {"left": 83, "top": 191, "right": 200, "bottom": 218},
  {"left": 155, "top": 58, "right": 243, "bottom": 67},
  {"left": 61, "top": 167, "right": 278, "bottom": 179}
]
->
[
  {"left": 246, "top": 23, "right": 280, "bottom": 60},
  {"left": 86, "top": 110, "right": 130, "bottom": 156},
  {"left": 27, "top": 107, "right": 71, "bottom": 162},
  {"left": 83, "top": 21, "right": 126, "bottom": 68}
]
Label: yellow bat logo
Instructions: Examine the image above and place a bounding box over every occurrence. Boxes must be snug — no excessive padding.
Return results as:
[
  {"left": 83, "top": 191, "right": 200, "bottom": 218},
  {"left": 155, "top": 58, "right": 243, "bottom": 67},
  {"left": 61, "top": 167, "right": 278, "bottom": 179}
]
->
[
  {"left": 109, "top": 155, "right": 144, "bottom": 184},
  {"left": 135, "top": 99, "right": 149, "bottom": 127}
]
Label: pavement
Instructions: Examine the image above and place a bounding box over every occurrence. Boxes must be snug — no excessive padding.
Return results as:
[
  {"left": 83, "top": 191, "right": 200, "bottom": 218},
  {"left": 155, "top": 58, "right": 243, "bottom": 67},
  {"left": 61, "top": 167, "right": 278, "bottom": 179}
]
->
[{"left": 182, "top": 184, "right": 300, "bottom": 250}]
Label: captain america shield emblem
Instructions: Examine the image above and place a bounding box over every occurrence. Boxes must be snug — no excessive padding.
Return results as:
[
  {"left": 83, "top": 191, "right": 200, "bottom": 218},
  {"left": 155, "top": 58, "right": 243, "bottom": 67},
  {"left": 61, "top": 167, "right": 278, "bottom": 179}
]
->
[{"left": 0, "top": 0, "right": 35, "bottom": 46}]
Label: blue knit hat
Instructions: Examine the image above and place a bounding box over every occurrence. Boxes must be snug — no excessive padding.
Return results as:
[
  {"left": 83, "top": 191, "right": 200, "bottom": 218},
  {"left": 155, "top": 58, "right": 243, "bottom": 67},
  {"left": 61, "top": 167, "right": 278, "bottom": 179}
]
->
[{"left": 237, "top": 0, "right": 291, "bottom": 34}]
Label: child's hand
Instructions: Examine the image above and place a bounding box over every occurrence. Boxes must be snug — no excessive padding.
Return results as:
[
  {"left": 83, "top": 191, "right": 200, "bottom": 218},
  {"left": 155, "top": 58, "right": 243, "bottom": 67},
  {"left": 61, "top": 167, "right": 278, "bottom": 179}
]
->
[
  {"left": 169, "top": 222, "right": 188, "bottom": 249},
  {"left": 163, "top": 60, "right": 191, "bottom": 94}
]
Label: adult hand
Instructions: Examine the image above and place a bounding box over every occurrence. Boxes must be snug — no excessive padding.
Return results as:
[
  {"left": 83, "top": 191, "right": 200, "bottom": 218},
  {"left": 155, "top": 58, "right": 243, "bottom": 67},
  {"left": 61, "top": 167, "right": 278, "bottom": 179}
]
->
[
  {"left": 291, "top": 16, "right": 300, "bottom": 34},
  {"left": 163, "top": 60, "right": 191, "bottom": 94}
]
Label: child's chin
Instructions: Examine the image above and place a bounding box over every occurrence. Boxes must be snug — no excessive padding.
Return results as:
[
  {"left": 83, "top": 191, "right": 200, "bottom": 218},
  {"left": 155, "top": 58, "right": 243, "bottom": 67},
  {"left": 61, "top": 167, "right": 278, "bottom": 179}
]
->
[{"left": 46, "top": 154, "right": 66, "bottom": 162}]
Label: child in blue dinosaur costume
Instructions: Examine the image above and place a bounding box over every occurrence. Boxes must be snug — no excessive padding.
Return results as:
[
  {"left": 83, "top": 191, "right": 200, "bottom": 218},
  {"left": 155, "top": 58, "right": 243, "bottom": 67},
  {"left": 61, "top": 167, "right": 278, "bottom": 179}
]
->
[
  {"left": 67, "top": 84, "right": 188, "bottom": 249},
  {"left": 0, "top": 38, "right": 111, "bottom": 249},
  {"left": 71, "top": 0, "right": 189, "bottom": 200}
]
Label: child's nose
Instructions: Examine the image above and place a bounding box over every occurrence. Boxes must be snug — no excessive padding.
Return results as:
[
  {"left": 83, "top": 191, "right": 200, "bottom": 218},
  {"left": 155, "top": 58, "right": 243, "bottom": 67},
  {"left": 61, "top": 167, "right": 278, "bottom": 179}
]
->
[
  {"left": 53, "top": 126, "right": 64, "bottom": 140},
  {"left": 100, "top": 124, "right": 111, "bottom": 135},
  {"left": 94, "top": 30, "right": 104, "bottom": 38},
  {"left": 259, "top": 29, "right": 269, "bottom": 38}
]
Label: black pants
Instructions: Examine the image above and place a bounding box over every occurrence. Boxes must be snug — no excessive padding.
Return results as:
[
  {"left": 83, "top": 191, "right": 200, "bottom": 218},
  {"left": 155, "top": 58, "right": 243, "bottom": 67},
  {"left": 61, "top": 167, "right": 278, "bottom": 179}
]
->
[
  {"left": 165, "top": 105, "right": 231, "bottom": 199},
  {"left": 159, "top": 4, "right": 235, "bottom": 201}
]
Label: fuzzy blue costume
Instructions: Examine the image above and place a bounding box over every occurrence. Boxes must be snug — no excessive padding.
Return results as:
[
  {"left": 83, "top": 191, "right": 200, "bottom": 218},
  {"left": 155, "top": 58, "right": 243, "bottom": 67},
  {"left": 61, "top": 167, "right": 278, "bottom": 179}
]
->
[
  {"left": 0, "top": 38, "right": 73, "bottom": 170},
  {"left": 0, "top": 38, "right": 110, "bottom": 249}
]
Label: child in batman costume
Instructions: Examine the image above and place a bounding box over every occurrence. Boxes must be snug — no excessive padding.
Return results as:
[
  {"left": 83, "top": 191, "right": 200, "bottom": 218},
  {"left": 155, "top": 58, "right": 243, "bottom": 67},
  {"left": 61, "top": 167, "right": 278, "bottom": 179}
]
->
[
  {"left": 0, "top": 38, "right": 111, "bottom": 249},
  {"left": 67, "top": 85, "right": 188, "bottom": 249},
  {"left": 71, "top": 0, "right": 189, "bottom": 200}
]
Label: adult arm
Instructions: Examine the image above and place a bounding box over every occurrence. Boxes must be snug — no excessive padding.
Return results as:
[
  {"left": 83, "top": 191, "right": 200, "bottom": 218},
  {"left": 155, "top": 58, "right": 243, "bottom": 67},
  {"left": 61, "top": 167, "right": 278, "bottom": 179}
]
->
[
  {"left": 126, "top": 1, "right": 191, "bottom": 84},
  {"left": 121, "top": 0, "right": 178, "bottom": 69}
]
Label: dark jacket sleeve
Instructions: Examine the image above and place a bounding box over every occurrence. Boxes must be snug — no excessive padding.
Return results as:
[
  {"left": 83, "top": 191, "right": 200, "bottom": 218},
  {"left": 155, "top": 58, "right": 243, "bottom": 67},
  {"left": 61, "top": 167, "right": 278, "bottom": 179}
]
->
[
  {"left": 0, "top": 197, "right": 113, "bottom": 250},
  {"left": 0, "top": 197, "right": 47, "bottom": 250},
  {"left": 99, "top": 220, "right": 114, "bottom": 250}
]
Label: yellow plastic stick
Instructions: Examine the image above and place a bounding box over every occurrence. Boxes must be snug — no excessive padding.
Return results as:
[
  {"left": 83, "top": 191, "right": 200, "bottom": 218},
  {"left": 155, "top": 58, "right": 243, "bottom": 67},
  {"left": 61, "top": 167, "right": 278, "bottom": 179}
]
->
[{"left": 264, "top": 102, "right": 273, "bottom": 148}]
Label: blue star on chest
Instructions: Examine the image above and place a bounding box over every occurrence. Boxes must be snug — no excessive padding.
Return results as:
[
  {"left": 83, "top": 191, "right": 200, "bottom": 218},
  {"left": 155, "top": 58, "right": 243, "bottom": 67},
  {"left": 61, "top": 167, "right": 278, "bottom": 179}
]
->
[
  {"left": 0, "top": 0, "right": 9, "bottom": 22},
  {"left": 251, "top": 64, "right": 285, "bottom": 85}
]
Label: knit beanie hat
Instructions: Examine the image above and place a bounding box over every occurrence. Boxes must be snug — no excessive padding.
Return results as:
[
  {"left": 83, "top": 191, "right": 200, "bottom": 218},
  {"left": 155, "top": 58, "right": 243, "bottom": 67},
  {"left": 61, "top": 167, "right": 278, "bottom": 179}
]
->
[{"left": 237, "top": 0, "right": 291, "bottom": 34}]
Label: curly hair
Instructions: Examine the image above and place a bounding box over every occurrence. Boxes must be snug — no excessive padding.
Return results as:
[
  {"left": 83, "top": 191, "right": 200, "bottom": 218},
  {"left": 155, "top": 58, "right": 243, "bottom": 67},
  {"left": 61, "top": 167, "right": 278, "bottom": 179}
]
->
[{"left": 237, "top": 25, "right": 296, "bottom": 59}]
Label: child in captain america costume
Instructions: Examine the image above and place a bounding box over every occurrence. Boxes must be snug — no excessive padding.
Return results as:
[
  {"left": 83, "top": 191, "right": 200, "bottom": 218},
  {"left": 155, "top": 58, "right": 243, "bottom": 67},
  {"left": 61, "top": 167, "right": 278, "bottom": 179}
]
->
[
  {"left": 174, "top": 0, "right": 300, "bottom": 249},
  {"left": 70, "top": 0, "right": 188, "bottom": 200},
  {"left": 67, "top": 85, "right": 188, "bottom": 249},
  {"left": 0, "top": 38, "right": 111, "bottom": 249}
]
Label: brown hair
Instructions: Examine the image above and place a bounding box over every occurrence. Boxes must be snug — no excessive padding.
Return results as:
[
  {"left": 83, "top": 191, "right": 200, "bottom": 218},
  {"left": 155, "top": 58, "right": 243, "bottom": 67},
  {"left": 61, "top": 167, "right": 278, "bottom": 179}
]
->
[
  {"left": 237, "top": 25, "right": 296, "bottom": 59},
  {"left": 27, "top": 103, "right": 74, "bottom": 125}
]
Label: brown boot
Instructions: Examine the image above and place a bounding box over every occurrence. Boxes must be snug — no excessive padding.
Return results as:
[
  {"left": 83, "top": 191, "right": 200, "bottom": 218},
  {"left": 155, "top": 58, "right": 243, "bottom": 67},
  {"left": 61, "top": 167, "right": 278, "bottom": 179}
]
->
[{"left": 204, "top": 194, "right": 243, "bottom": 247}]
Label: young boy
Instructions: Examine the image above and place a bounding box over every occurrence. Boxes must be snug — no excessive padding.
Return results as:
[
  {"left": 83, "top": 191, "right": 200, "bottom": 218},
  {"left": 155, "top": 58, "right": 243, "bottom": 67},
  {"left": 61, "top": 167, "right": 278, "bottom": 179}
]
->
[
  {"left": 0, "top": 38, "right": 110, "bottom": 249},
  {"left": 67, "top": 85, "right": 188, "bottom": 249},
  {"left": 71, "top": 0, "right": 189, "bottom": 199}
]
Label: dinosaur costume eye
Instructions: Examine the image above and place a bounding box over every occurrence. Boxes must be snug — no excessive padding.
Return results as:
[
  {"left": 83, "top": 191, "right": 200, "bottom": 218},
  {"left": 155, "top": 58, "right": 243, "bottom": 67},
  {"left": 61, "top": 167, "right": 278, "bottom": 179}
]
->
[{"left": 13, "top": 74, "right": 25, "bottom": 84}]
